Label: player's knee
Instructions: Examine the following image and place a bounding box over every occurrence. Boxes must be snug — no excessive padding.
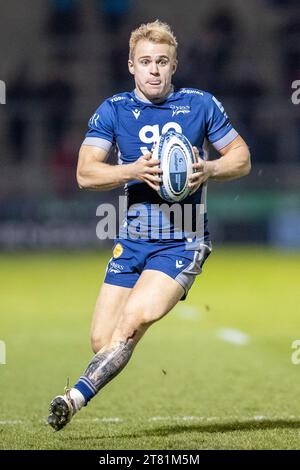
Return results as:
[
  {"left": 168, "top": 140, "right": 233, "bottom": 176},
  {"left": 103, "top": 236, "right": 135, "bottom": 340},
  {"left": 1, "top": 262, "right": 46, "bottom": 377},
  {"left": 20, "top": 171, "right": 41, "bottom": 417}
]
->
[
  {"left": 123, "top": 305, "right": 158, "bottom": 331},
  {"left": 90, "top": 333, "right": 109, "bottom": 354},
  {"left": 140, "top": 309, "right": 158, "bottom": 327}
]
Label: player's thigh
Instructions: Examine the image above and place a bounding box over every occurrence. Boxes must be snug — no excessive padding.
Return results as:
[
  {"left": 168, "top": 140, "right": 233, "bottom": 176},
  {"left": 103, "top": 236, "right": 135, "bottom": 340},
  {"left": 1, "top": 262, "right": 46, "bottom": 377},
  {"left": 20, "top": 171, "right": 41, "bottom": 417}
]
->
[
  {"left": 91, "top": 282, "right": 132, "bottom": 352},
  {"left": 132, "top": 269, "right": 184, "bottom": 322},
  {"left": 112, "top": 270, "right": 184, "bottom": 342}
]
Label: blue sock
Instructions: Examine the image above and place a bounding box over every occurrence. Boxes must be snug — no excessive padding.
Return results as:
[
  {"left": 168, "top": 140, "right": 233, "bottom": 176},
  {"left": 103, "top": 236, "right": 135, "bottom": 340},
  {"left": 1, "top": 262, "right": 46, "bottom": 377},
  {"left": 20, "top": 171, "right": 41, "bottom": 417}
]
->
[{"left": 74, "top": 376, "right": 98, "bottom": 404}]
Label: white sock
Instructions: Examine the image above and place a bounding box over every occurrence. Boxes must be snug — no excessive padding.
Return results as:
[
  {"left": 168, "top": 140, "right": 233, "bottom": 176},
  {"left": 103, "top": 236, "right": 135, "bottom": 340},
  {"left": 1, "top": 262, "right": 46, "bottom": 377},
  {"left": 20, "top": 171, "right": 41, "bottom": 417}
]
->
[{"left": 68, "top": 388, "right": 85, "bottom": 411}]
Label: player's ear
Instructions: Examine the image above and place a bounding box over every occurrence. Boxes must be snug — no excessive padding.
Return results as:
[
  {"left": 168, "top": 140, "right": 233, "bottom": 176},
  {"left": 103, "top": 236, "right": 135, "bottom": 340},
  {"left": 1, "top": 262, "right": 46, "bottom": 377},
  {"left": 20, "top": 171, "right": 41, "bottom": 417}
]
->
[
  {"left": 128, "top": 60, "right": 134, "bottom": 75},
  {"left": 172, "top": 59, "right": 178, "bottom": 75}
]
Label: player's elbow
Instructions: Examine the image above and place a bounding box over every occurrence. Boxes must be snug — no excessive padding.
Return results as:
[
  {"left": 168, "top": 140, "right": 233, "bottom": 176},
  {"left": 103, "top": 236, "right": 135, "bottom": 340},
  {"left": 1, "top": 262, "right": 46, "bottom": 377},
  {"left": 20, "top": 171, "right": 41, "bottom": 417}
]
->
[
  {"left": 77, "top": 148, "right": 96, "bottom": 189},
  {"left": 76, "top": 170, "right": 85, "bottom": 189},
  {"left": 240, "top": 147, "right": 251, "bottom": 177},
  {"left": 244, "top": 161, "right": 251, "bottom": 176},
  {"left": 243, "top": 149, "right": 251, "bottom": 176},
  {"left": 76, "top": 168, "right": 90, "bottom": 190}
]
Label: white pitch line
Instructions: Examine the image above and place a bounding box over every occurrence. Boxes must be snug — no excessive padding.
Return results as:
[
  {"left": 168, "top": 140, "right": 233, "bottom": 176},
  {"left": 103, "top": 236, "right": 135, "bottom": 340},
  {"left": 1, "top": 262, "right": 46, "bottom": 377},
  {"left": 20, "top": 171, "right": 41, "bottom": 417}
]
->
[
  {"left": 174, "top": 305, "right": 200, "bottom": 320},
  {"left": 148, "top": 415, "right": 299, "bottom": 423},
  {"left": 149, "top": 416, "right": 227, "bottom": 422},
  {"left": 1, "top": 415, "right": 299, "bottom": 426},
  {"left": 150, "top": 416, "right": 207, "bottom": 422},
  {"left": 217, "top": 327, "right": 251, "bottom": 345},
  {"left": 78, "top": 417, "right": 123, "bottom": 423},
  {"left": 0, "top": 420, "right": 24, "bottom": 425}
]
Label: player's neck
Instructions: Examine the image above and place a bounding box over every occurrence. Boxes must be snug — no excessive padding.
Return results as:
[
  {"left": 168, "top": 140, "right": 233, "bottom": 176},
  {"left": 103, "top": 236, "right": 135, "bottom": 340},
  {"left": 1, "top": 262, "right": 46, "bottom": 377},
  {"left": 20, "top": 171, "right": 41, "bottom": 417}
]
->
[{"left": 134, "top": 85, "right": 174, "bottom": 104}]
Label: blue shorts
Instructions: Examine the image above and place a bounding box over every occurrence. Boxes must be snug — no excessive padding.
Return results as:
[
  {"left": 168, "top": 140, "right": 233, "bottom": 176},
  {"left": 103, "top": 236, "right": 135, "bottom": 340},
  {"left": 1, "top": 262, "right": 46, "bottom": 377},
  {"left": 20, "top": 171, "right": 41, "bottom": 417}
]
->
[{"left": 104, "top": 238, "right": 212, "bottom": 300}]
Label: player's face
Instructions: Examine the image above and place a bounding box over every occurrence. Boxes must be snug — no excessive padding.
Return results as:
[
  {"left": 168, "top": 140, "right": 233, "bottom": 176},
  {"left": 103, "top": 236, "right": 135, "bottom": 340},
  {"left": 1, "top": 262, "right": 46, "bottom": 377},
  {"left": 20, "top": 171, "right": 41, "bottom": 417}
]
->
[{"left": 128, "top": 40, "right": 177, "bottom": 102}]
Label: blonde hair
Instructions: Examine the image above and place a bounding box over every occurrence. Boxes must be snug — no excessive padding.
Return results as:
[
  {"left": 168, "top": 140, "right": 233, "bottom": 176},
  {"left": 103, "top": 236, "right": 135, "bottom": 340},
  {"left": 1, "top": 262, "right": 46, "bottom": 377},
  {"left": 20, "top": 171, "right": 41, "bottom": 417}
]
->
[{"left": 129, "top": 20, "right": 178, "bottom": 60}]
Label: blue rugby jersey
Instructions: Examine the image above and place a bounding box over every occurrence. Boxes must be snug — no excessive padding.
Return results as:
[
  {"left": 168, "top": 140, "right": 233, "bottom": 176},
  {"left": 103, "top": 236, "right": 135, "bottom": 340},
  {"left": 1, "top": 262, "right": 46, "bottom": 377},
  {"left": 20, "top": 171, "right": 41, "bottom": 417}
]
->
[{"left": 83, "top": 87, "right": 238, "bottom": 242}]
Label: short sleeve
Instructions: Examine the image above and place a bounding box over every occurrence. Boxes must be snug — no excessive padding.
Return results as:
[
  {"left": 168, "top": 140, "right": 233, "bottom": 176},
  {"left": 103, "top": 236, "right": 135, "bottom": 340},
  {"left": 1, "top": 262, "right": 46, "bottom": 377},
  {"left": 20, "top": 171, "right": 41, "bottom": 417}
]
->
[
  {"left": 82, "top": 100, "right": 116, "bottom": 151},
  {"left": 205, "top": 94, "right": 238, "bottom": 150}
]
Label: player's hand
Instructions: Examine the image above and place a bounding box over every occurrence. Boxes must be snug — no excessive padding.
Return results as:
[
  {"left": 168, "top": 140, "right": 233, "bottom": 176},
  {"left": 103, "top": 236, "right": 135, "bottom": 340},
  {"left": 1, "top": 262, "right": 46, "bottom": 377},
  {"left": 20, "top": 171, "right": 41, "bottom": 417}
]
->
[
  {"left": 188, "top": 147, "right": 211, "bottom": 194},
  {"left": 130, "top": 153, "right": 162, "bottom": 191}
]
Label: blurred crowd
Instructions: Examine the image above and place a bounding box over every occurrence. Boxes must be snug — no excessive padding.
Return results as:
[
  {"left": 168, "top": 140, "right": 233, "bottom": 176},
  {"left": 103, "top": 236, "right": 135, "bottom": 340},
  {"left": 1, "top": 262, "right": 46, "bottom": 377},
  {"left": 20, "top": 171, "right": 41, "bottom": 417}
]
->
[{"left": 3, "top": 0, "right": 300, "bottom": 198}]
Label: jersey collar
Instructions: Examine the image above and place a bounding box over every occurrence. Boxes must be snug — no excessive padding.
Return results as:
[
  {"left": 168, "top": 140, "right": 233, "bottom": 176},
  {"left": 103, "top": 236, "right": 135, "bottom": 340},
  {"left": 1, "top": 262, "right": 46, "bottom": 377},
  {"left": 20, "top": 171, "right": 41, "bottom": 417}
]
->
[{"left": 133, "top": 85, "right": 175, "bottom": 104}]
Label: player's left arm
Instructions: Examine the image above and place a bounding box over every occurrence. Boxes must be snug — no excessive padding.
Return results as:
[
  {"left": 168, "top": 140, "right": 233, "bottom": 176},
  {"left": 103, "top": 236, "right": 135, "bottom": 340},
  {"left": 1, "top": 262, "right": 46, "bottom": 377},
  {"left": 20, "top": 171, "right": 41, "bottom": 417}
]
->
[
  {"left": 188, "top": 135, "right": 251, "bottom": 190},
  {"left": 207, "top": 135, "right": 251, "bottom": 180}
]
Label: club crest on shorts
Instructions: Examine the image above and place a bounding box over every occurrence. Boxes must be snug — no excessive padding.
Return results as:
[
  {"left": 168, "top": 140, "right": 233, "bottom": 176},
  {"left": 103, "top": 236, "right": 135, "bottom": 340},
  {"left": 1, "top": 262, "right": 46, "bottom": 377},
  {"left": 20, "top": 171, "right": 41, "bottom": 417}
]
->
[{"left": 113, "top": 243, "right": 123, "bottom": 258}]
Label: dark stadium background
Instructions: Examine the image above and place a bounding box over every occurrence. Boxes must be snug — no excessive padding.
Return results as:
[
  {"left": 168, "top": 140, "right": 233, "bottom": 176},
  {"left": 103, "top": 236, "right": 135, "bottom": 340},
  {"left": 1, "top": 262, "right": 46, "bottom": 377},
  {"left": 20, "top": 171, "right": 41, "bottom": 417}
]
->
[
  {"left": 0, "top": 0, "right": 299, "bottom": 251},
  {"left": 1, "top": 0, "right": 300, "bottom": 453}
]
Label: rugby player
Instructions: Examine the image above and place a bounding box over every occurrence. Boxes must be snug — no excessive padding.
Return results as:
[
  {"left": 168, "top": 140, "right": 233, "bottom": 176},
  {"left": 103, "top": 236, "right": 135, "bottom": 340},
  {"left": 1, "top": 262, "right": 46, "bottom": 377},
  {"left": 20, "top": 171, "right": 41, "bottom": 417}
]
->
[{"left": 47, "top": 20, "right": 251, "bottom": 431}]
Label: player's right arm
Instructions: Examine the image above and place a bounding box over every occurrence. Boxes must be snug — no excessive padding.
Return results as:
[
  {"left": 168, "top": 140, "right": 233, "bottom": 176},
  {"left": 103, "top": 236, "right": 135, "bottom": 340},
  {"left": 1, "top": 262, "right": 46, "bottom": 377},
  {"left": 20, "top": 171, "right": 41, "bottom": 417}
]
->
[{"left": 77, "top": 145, "right": 161, "bottom": 191}]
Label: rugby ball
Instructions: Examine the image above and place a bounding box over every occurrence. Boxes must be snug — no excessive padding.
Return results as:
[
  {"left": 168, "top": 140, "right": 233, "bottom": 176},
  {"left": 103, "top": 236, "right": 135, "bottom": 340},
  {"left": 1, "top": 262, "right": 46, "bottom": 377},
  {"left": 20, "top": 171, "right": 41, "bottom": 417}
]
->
[{"left": 152, "top": 130, "right": 196, "bottom": 202}]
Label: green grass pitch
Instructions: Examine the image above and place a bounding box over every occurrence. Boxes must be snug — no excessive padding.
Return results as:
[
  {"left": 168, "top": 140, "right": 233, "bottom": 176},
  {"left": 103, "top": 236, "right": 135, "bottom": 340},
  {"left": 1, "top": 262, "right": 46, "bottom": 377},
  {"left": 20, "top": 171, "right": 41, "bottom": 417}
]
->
[{"left": 0, "top": 247, "right": 300, "bottom": 450}]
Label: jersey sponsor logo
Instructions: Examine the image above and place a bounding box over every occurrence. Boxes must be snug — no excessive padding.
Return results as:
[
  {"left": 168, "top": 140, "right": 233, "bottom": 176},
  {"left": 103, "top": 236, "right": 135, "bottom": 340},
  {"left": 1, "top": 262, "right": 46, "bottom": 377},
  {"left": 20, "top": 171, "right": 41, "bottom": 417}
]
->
[
  {"left": 138, "top": 122, "right": 183, "bottom": 155},
  {"left": 132, "top": 109, "right": 141, "bottom": 119},
  {"left": 179, "top": 89, "right": 204, "bottom": 96},
  {"left": 108, "top": 260, "right": 124, "bottom": 273},
  {"left": 113, "top": 243, "right": 123, "bottom": 258},
  {"left": 89, "top": 113, "right": 100, "bottom": 127},
  {"left": 170, "top": 105, "right": 191, "bottom": 117},
  {"left": 110, "top": 95, "right": 126, "bottom": 102},
  {"left": 110, "top": 261, "right": 124, "bottom": 270}
]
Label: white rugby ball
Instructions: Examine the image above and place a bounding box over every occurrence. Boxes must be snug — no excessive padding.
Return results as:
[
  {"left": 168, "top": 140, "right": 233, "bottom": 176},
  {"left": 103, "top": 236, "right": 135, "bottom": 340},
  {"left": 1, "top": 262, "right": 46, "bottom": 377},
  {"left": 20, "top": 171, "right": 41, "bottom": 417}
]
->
[{"left": 151, "top": 130, "right": 196, "bottom": 202}]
